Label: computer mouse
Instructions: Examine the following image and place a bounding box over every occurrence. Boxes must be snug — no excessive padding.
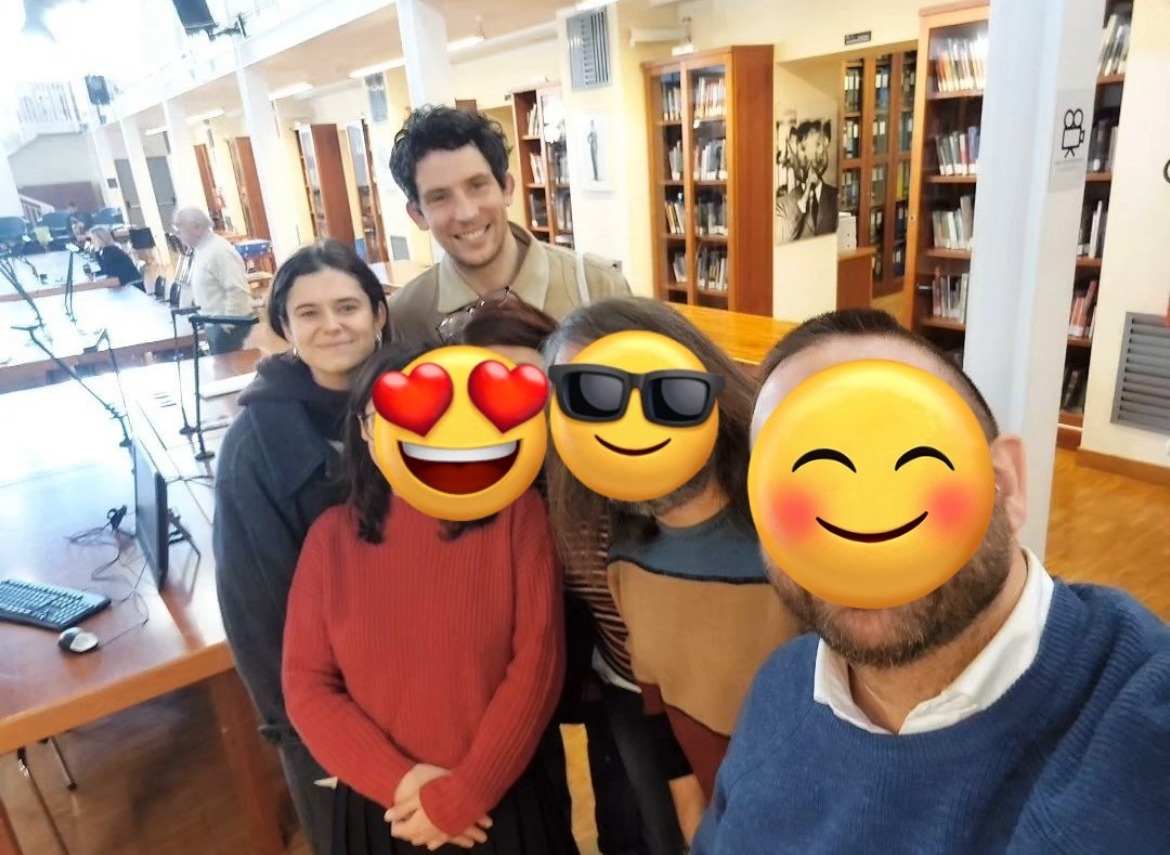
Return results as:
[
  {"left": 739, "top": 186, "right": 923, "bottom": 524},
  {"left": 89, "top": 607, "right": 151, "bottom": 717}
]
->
[{"left": 58, "top": 627, "right": 100, "bottom": 655}]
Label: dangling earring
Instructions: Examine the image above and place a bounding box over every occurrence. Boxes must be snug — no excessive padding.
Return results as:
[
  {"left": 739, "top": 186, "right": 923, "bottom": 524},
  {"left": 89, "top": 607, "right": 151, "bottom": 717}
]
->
[
  {"left": 291, "top": 346, "right": 299, "bottom": 359},
  {"left": 375, "top": 333, "right": 383, "bottom": 349}
]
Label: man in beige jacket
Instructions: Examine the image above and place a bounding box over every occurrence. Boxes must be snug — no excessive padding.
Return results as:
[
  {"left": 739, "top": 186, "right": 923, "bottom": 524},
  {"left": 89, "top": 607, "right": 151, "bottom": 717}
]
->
[{"left": 386, "top": 105, "right": 631, "bottom": 345}]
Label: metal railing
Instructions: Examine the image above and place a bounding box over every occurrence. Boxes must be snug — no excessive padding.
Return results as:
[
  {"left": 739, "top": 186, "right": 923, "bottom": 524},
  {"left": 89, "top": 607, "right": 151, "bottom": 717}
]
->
[{"left": 16, "top": 82, "right": 85, "bottom": 136}]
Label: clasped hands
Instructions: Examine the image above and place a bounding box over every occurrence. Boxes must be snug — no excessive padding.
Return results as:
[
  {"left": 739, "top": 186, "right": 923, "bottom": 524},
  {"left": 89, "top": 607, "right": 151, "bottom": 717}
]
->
[{"left": 384, "top": 764, "right": 493, "bottom": 851}]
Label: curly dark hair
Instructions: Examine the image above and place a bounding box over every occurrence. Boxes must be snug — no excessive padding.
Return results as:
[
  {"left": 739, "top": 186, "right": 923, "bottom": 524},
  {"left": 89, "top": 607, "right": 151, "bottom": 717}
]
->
[
  {"left": 389, "top": 105, "right": 512, "bottom": 206},
  {"left": 267, "top": 239, "right": 390, "bottom": 343},
  {"left": 342, "top": 340, "right": 499, "bottom": 544}
]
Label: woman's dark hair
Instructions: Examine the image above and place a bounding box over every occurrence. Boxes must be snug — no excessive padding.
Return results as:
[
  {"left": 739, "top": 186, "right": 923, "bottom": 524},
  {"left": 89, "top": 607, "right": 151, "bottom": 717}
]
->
[
  {"left": 267, "top": 239, "right": 391, "bottom": 342},
  {"left": 755, "top": 308, "right": 999, "bottom": 440},
  {"left": 455, "top": 300, "right": 559, "bottom": 352},
  {"left": 342, "top": 341, "right": 498, "bottom": 544},
  {"left": 389, "top": 105, "right": 511, "bottom": 206},
  {"left": 541, "top": 296, "right": 757, "bottom": 574}
]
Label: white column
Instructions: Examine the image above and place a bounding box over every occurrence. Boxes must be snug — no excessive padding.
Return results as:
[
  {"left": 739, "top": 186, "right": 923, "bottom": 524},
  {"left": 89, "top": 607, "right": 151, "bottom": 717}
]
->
[
  {"left": 0, "top": 153, "right": 20, "bottom": 217},
  {"left": 963, "top": 0, "right": 1105, "bottom": 558},
  {"left": 236, "top": 65, "right": 302, "bottom": 263},
  {"left": 162, "top": 99, "right": 206, "bottom": 212},
  {"left": 89, "top": 126, "right": 125, "bottom": 213},
  {"left": 396, "top": 0, "right": 456, "bottom": 109},
  {"left": 119, "top": 113, "right": 167, "bottom": 246}
]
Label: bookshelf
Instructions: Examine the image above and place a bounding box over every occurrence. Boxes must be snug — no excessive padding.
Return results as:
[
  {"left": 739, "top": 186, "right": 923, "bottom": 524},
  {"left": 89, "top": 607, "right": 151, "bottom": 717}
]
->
[
  {"left": 643, "top": 45, "right": 774, "bottom": 317},
  {"left": 510, "top": 85, "right": 574, "bottom": 249},
  {"left": 227, "top": 137, "right": 270, "bottom": 241},
  {"left": 1059, "top": 0, "right": 1131, "bottom": 449},
  {"left": 344, "top": 120, "right": 389, "bottom": 264},
  {"left": 904, "top": 2, "right": 988, "bottom": 363},
  {"left": 839, "top": 48, "right": 918, "bottom": 299},
  {"left": 296, "top": 124, "right": 355, "bottom": 244}
]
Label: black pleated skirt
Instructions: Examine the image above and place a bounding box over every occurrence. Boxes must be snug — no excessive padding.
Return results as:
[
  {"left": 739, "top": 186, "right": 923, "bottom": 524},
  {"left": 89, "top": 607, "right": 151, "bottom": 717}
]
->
[{"left": 331, "top": 761, "right": 581, "bottom": 855}]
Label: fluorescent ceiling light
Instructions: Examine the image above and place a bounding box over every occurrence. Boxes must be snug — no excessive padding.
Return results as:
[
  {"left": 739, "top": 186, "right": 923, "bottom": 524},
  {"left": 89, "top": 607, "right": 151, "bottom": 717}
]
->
[
  {"left": 349, "top": 58, "right": 406, "bottom": 79},
  {"left": 270, "top": 82, "right": 313, "bottom": 100},
  {"left": 671, "top": 43, "right": 694, "bottom": 56},
  {"left": 187, "top": 109, "right": 225, "bottom": 124},
  {"left": 447, "top": 35, "right": 485, "bottom": 52},
  {"left": 144, "top": 126, "right": 168, "bottom": 136}
]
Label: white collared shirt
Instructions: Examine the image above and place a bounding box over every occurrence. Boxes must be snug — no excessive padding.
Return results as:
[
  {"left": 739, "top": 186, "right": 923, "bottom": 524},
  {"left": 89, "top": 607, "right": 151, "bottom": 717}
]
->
[{"left": 812, "top": 547, "right": 1055, "bottom": 735}]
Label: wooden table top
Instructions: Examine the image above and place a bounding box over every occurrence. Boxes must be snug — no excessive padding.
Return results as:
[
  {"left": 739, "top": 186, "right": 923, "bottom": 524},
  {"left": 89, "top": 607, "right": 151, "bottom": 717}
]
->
[
  {"left": 670, "top": 303, "right": 797, "bottom": 366},
  {"left": 0, "top": 250, "right": 119, "bottom": 303},
  {"left": 0, "top": 286, "right": 195, "bottom": 393},
  {"left": 0, "top": 351, "right": 260, "bottom": 752}
]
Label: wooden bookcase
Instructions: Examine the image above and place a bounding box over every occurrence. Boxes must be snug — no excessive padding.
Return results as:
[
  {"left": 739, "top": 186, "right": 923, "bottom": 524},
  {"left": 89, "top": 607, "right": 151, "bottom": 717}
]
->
[
  {"left": 344, "top": 120, "right": 389, "bottom": 264},
  {"left": 510, "top": 85, "right": 574, "bottom": 249},
  {"left": 1058, "top": 0, "right": 1131, "bottom": 449},
  {"left": 903, "top": 2, "right": 988, "bottom": 358},
  {"left": 227, "top": 136, "right": 270, "bottom": 240},
  {"left": 296, "top": 124, "right": 355, "bottom": 244},
  {"left": 643, "top": 45, "right": 774, "bottom": 318},
  {"left": 839, "top": 48, "right": 918, "bottom": 299}
]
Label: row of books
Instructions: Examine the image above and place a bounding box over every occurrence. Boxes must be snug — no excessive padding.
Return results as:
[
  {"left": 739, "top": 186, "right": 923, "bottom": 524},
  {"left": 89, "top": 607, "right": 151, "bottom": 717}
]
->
[
  {"left": 694, "top": 140, "right": 728, "bottom": 181},
  {"left": 931, "top": 195, "right": 975, "bottom": 251},
  {"left": 935, "top": 126, "right": 980, "bottom": 176},
  {"left": 897, "top": 113, "right": 914, "bottom": 153},
  {"left": 528, "top": 153, "right": 546, "bottom": 185},
  {"left": 843, "top": 66, "right": 863, "bottom": 113},
  {"left": 931, "top": 35, "right": 988, "bottom": 93},
  {"left": 663, "top": 195, "right": 687, "bottom": 235},
  {"left": 1068, "top": 280, "right": 1098, "bottom": 340},
  {"left": 924, "top": 270, "right": 969, "bottom": 323},
  {"left": 550, "top": 147, "right": 570, "bottom": 184},
  {"left": 868, "top": 207, "right": 885, "bottom": 244},
  {"left": 842, "top": 117, "right": 862, "bottom": 160},
  {"left": 697, "top": 246, "right": 729, "bottom": 292},
  {"left": 529, "top": 193, "right": 548, "bottom": 229},
  {"left": 553, "top": 191, "right": 573, "bottom": 234},
  {"left": 670, "top": 250, "right": 686, "bottom": 284},
  {"left": 524, "top": 108, "right": 541, "bottom": 137},
  {"left": 696, "top": 195, "right": 728, "bottom": 236},
  {"left": 1077, "top": 199, "right": 1109, "bottom": 259},
  {"left": 1087, "top": 118, "right": 1119, "bottom": 174},
  {"left": 873, "top": 66, "right": 893, "bottom": 110},
  {"left": 693, "top": 76, "right": 727, "bottom": 120},
  {"left": 1061, "top": 365, "right": 1088, "bottom": 414},
  {"left": 1098, "top": 5, "right": 1132, "bottom": 77},
  {"left": 665, "top": 140, "right": 684, "bottom": 181},
  {"left": 660, "top": 83, "right": 683, "bottom": 122},
  {"left": 841, "top": 171, "right": 860, "bottom": 211}
]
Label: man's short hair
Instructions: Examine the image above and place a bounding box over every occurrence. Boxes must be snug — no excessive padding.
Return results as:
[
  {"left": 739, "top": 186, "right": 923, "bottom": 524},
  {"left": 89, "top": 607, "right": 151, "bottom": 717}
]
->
[
  {"left": 173, "top": 207, "right": 212, "bottom": 230},
  {"left": 389, "top": 105, "right": 511, "bottom": 206},
  {"left": 755, "top": 308, "right": 1000, "bottom": 440}
]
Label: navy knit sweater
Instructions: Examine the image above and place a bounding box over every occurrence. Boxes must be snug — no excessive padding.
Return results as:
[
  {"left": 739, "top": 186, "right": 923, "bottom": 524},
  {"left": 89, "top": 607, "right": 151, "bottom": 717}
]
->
[{"left": 693, "top": 581, "right": 1170, "bottom": 855}]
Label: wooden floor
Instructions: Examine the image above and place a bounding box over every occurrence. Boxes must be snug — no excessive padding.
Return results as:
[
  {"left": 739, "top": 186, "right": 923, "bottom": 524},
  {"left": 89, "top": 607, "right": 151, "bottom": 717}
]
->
[{"left": 2, "top": 454, "right": 1166, "bottom": 855}]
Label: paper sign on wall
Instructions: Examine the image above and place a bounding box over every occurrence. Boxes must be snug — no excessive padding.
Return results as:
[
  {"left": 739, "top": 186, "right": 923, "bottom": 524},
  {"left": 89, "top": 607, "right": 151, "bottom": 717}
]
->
[{"left": 1049, "top": 88, "right": 1095, "bottom": 192}]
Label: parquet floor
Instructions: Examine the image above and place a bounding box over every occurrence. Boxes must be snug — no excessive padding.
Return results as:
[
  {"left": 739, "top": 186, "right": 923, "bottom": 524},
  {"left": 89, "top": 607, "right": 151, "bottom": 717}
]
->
[{"left": 2, "top": 450, "right": 1166, "bottom": 855}]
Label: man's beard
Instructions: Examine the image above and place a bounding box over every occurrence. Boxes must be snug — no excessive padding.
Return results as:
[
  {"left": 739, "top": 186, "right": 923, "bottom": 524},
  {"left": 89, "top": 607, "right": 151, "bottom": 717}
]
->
[
  {"left": 615, "top": 459, "right": 715, "bottom": 518},
  {"left": 768, "top": 496, "right": 1015, "bottom": 669}
]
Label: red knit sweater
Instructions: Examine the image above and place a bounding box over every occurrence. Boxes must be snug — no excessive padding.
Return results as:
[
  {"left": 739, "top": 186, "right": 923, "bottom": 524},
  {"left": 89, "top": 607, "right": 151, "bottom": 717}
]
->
[{"left": 282, "top": 489, "right": 565, "bottom": 837}]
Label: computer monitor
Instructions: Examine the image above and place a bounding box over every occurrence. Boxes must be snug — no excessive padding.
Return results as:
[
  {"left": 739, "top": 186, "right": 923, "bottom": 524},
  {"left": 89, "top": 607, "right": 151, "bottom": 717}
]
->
[{"left": 132, "top": 438, "right": 169, "bottom": 588}]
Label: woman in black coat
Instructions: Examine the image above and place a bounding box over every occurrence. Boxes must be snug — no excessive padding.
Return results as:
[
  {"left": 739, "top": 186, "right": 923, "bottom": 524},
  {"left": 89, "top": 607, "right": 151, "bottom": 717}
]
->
[{"left": 88, "top": 226, "right": 143, "bottom": 290}]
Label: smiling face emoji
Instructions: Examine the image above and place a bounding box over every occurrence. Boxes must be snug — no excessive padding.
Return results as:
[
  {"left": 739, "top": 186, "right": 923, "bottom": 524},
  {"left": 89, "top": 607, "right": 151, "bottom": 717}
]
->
[
  {"left": 749, "top": 359, "right": 996, "bottom": 609},
  {"left": 548, "top": 331, "right": 722, "bottom": 502},
  {"left": 368, "top": 345, "right": 548, "bottom": 521}
]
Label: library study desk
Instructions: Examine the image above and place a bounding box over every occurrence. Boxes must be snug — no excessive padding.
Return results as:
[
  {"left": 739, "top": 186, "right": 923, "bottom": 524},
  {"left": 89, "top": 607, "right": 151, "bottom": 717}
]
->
[{"left": 0, "top": 351, "right": 282, "bottom": 855}]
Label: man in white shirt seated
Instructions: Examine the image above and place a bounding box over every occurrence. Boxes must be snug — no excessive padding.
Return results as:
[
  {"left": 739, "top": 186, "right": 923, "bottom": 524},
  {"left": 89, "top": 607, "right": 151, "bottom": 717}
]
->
[
  {"left": 173, "top": 207, "right": 253, "bottom": 354},
  {"left": 693, "top": 308, "right": 1170, "bottom": 855}
]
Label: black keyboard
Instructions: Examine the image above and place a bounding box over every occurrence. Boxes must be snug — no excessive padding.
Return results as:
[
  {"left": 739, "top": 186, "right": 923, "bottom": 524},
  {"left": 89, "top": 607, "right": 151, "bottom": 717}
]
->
[{"left": 0, "top": 578, "right": 111, "bottom": 631}]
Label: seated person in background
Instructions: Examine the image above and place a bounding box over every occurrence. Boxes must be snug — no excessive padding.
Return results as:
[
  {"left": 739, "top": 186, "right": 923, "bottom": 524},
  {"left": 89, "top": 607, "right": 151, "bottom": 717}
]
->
[
  {"left": 173, "top": 206, "right": 253, "bottom": 354},
  {"left": 283, "top": 342, "right": 577, "bottom": 854},
  {"left": 385, "top": 104, "right": 630, "bottom": 345},
  {"left": 87, "top": 226, "right": 142, "bottom": 290},
  {"left": 544, "top": 297, "right": 801, "bottom": 848},
  {"left": 694, "top": 308, "right": 1170, "bottom": 855}
]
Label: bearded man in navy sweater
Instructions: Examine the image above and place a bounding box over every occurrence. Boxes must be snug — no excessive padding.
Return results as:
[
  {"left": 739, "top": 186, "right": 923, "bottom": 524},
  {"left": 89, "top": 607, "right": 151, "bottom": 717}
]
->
[{"left": 694, "top": 309, "right": 1170, "bottom": 855}]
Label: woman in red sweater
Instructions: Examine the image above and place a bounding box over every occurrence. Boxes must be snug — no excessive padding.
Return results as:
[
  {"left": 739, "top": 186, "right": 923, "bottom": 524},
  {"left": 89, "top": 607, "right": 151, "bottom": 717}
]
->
[{"left": 282, "top": 342, "right": 577, "bottom": 855}]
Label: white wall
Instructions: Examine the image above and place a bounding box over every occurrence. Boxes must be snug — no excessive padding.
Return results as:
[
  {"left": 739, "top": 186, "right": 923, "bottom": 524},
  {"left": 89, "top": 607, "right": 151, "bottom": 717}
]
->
[
  {"left": 453, "top": 38, "right": 562, "bottom": 110},
  {"left": 1079, "top": 0, "right": 1170, "bottom": 471},
  {"left": 10, "top": 133, "right": 104, "bottom": 186}
]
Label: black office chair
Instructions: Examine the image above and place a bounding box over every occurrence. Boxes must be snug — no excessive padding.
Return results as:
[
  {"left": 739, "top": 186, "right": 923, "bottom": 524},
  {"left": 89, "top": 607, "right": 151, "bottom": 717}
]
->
[
  {"left": 168, "top": 280, "right": 182, "bottom": 306},
  {"left": 153, "top": 275, "right": 167, "bottom": 300}
]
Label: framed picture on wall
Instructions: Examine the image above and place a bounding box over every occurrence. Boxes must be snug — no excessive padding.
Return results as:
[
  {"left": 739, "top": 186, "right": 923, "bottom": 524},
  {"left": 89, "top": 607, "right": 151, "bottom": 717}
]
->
[{"left": 575, "top": 112, "right": 611, "bottom": 192}]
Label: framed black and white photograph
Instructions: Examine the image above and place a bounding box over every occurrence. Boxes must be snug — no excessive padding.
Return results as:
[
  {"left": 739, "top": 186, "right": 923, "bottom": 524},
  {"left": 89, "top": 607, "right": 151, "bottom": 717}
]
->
[
  {"left": 575, "top": 112, "right": 611, "bottom": 192},
  {"left": 775, "top": 112, "right": 839, "bottom": 244}
]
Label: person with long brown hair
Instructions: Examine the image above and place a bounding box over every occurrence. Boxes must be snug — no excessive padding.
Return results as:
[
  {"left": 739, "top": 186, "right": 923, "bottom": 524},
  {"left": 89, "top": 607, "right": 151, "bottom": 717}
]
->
[
  {"left": 542, "top": 297, "right": 800, "bottom": 847},
  {"left": 282, "top": 341, "right": 577, "bottom": 855}
]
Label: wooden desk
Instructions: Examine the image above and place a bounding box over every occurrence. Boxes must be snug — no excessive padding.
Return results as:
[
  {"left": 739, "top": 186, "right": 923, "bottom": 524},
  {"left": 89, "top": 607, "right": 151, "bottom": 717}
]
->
[
  {"left": 0, "top": 286, "right": 194, "bottom": 394},
  {"left": 670, "top": 303, "right": 797, "bottom": 367},
  {"left": 0, "top": 251, "right": 119, "bottom": 304},
  {"left": 0, "top": 351, "right": 283, "bottom": 855},
  {"left": 837, "top": 247, "right": 877, "bottom": 309}
]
